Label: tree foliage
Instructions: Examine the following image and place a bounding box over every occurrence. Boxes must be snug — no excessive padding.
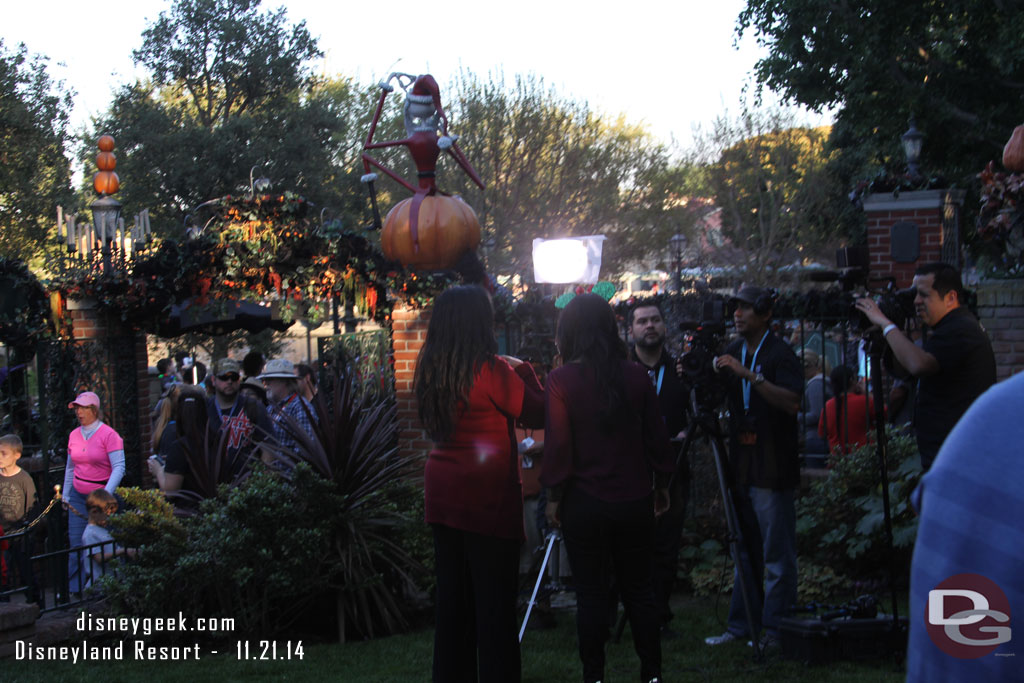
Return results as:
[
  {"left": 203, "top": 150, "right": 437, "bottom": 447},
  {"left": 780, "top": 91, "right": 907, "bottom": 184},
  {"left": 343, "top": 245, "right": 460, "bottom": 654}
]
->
[
  {"left": 700, "top": 108, "right": 846, "bottom": 278},
  {"left": 135, "top": 0, "right": 320, "bottom": 130},
  {"left": 737, "top": 0, "right": 1024, "bottom": 186},
  {"left": 0, "top": 40, "right": 73, "bottom": 263},
  {"left": 87, "top": 0, "right": 375, "bottom": 236}
]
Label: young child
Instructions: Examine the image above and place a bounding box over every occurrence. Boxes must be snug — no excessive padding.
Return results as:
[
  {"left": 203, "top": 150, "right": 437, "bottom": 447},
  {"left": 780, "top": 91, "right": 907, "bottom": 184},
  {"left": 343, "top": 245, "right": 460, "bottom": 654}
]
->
[
  {"left": 81, "top": 489, "right": 129, "bottom": 590},
  {"left": 0, "top": 434, "right": 38, "bottom": 601}
]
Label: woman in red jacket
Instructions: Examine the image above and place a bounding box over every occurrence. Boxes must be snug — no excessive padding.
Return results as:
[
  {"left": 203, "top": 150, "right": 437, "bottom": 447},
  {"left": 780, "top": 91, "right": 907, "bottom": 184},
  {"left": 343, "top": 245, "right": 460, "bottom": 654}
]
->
[{"left": 415, "top": 285, "right": 544, "bottom": 683}]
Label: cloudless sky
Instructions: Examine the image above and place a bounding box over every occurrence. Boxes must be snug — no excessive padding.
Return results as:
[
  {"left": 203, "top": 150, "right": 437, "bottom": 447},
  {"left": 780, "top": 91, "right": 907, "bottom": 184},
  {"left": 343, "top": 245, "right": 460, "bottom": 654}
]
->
[{"left": 2, "top": 0, "right": 828, "bottom": 152}]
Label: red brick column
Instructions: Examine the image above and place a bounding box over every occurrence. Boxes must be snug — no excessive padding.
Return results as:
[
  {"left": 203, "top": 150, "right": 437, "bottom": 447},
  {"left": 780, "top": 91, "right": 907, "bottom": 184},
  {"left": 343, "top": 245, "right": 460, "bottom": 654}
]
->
[
  {"left": 976, "top": 281, "right": 1024, "bottom": 381},
  {"left": 65, "top": 298, "right": 151, "bottom": 484},
  {"left": 391, "top": 304, "right": 432, "bottom": 462},
  {"left": 863, "top": 190, "right": 965, "bottom": 288}
]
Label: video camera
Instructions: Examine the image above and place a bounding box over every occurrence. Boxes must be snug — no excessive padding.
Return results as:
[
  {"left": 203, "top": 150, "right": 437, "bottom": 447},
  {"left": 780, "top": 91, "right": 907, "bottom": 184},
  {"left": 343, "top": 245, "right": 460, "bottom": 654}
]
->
[
  {"left": 678, "top": 298, "right": 730, "bottom": 413},
  {"left": 801, "top": 247, "right": 916, "bottom": 334}
]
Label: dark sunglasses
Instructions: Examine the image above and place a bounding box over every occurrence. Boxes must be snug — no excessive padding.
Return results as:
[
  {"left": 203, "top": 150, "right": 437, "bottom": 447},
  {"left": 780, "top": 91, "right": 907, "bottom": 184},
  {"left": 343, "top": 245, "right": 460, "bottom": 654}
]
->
[{"left": 218, "top": 373, "right": 241, "bottom": 382}]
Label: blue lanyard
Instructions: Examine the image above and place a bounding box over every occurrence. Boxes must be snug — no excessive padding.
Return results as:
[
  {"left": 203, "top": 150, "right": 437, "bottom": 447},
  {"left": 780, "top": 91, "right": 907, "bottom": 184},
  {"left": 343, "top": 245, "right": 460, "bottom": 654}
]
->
[
  {"left": 741, "top": 331, "right": 769, "bottom": 412},
  {"left": 654, "top": 365, "right": 664, "bottom": 395}
]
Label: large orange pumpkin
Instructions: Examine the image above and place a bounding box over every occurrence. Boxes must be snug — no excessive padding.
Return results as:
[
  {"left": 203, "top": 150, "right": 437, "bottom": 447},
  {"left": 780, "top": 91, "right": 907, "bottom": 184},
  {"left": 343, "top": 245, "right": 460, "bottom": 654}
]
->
[
  {"left": 1003, "top": 125, "right": 1024, "bottom": 172},
  {"left": 97, "top": 134, "right": 115, "bottom": 152},
  {"left": 96, "top": 151, "right": 117, "bottom": 171},
  {"left": 381, "top": 195, "right": 480, "bottom": 270},
  {"left": 93, "top": 170, "right": 120, "bottom": 195}
]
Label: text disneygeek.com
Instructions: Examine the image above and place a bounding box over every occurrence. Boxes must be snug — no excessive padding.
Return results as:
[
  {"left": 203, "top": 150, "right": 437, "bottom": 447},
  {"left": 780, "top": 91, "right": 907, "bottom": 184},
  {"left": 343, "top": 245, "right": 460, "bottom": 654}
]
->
[{"left": 14, "top": 611, "right": 304, "bottom": 662}]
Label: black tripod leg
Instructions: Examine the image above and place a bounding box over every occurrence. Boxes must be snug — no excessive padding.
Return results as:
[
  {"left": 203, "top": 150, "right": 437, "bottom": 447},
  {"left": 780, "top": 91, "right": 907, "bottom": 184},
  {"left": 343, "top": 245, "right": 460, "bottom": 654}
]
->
[
  {"left": 709, "top": 429, "right": 764, "bottom": 660},
  {"left": 868, "top": 346, "right": 900, "bottom": 626}
]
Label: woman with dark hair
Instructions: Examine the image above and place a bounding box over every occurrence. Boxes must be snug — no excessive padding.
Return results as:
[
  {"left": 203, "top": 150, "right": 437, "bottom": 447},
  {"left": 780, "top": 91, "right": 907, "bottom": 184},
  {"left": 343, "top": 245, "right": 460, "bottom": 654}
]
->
[
  {"left": 819, "top": 365, "right": 877, "bottom": 456},
  {"left": 541, "top": 293, "right": 673, "bottom": 683},
  {"left": 415, "top": 285, "right": 544, "bottom": 683},
  {"left": 146, "top": 386, "right": 210, "bottom": 495}
]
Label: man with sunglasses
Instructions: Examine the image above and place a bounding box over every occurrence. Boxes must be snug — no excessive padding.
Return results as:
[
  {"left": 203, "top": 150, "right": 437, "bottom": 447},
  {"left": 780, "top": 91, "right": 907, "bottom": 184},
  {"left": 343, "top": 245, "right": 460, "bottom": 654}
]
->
[{"left": 207, "top": 358, "right": 273, "bottom": 476}]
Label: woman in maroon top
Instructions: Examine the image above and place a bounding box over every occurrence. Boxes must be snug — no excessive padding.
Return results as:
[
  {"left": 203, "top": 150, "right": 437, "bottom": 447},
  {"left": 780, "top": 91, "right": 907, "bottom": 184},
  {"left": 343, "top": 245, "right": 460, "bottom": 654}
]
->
[
  {"left": 541, "top": 294, "right": 673, "bottom": 683},
  {"left": 415, "top": 285, "right": 544, "bottom": 683}
]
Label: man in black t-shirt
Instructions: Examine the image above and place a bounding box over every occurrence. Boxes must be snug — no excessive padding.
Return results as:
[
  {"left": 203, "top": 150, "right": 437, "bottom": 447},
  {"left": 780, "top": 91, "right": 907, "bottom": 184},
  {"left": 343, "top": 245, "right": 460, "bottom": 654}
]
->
[
  {"left": 206, "top": 358, "right": 273, "bottom": 475},
  {"left": 629, "top": 302, "right": 689, "bottom": 635},
  {"left": 705, "top": 287, "right": 803, "bottom": 649},
  {"left": 856, "top": 263, "right": 996, "bottom": 471}
]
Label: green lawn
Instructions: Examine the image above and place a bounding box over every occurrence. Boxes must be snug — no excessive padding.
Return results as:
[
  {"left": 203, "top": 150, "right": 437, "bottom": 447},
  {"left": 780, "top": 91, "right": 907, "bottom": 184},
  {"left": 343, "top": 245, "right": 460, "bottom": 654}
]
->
[{"left": 5, "top": 594, "right": 906, "bottom": 682}]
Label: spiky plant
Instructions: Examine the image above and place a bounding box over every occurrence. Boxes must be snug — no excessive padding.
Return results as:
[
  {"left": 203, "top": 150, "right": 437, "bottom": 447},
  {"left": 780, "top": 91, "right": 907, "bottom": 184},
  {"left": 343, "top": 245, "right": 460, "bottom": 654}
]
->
[{"left": 262, "top": 369, "right": 427, "bottom": 643}]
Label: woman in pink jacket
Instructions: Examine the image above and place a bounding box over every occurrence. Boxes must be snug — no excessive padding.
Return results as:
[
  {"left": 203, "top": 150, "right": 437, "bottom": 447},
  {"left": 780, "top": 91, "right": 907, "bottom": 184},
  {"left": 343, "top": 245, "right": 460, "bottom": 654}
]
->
[{"left": 63, "top": 391, "right": 125, "bottom": 592}]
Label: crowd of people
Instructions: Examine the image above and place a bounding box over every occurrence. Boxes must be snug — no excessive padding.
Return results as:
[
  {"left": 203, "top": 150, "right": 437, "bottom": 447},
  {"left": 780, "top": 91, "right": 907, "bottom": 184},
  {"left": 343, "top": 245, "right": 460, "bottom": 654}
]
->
[{"left": 1, "top": 258, "right": 1008, "bottom": 680}]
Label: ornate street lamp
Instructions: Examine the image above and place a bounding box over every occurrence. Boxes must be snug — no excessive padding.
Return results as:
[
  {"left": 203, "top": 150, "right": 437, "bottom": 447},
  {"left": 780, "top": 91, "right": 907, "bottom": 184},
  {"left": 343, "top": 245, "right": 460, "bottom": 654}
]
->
[
  {"left": 901, "top": 118, "right": 924, "bottom": 183},
  {"left": 669, "top": 233, "right": 687, "bottom": 292},
  {"left": 57, "top": 135, "right": 151, "bottom": 275}
]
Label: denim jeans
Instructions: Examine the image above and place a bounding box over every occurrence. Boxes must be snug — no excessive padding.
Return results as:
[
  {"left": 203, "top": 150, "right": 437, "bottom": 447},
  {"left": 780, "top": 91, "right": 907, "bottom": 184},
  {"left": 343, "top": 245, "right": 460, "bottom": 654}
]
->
[
  {"left": 66, "top": 486, "right": 88, "bottom": 593},
  {"left": 726, "top": 486, "right": 797, "bottom": 638}
]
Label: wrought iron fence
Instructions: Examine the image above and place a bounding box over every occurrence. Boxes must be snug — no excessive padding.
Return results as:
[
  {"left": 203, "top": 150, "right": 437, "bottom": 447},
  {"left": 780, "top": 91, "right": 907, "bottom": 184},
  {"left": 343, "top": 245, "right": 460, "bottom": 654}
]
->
[{"left": 316, "top": 329, "right": 394, "bottom": 404}]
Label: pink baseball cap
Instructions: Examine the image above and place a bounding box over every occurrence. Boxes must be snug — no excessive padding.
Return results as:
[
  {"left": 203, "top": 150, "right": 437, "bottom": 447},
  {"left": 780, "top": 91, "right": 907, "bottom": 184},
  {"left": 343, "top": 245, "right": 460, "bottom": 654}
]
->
[{"left": 68, "top": 391, "right": 101, "bottom": 409}]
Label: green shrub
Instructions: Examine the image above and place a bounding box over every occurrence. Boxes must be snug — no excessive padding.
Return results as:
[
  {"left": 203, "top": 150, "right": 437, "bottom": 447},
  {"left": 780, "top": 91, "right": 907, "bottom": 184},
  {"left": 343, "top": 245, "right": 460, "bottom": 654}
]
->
[
  {"left": 795, "top": 429, "right": 921, "bottom": 589},
  {"left": 104, "top": 466, "right": 332, "bottom": 638},
  {"left": 109, "top": 486, "right": 184, "bottom": 547}
]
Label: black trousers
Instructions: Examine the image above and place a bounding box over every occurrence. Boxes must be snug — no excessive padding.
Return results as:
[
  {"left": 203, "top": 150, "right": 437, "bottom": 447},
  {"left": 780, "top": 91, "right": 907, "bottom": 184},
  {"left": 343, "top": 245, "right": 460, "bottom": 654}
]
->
[
  {"left": 432, "top": 524, "right": 521, "bottom": 683},
  {"left": 652, "top": 464, "right": 689, "bottom": 625},
  {"left": 561, "top": 487, "right": 661, "bottom": 683}
]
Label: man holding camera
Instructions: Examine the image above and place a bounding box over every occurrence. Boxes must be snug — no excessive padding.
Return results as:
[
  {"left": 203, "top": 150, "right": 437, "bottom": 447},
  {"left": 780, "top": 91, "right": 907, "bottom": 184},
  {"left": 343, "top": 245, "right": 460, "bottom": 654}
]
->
[
  {"left": 629, "top": 302, "right": 689, "bottom": 636},
  {"left": 705, "top": 286, "right": 803, "bottom": 650},
  {"left": 854, "top": 262, "right": 995, "bottom": 471}
]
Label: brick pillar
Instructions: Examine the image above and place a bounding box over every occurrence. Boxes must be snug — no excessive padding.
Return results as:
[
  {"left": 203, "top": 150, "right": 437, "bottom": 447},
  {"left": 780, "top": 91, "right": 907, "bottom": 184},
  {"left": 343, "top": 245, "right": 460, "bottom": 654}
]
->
[
  {"left": 863, "top": 189, "right": 966, "bottom": 288},
  {"left": 65, "top": 298, "right": 151, "bottom": 484},
  {"left": 976, "top": 281, "right": 1024, "bottom": 381},
  {"left": 391, "top": 304, "right": 432, "bottom": 462}
]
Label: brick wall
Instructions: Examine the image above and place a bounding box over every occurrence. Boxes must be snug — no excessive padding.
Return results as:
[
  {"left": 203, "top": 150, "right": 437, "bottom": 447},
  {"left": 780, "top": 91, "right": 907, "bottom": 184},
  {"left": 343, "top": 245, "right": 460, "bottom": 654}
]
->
[
  {"left": 391, "top": 305, "right": 432, "bottom": 462},
  {"left": 66, "top": 298, "right": 152, "bottom": 484},
  {"left": 976, "top": 280, "right": 1024, "bottom": 381},
  {"left": 863, "top": 190, "right": 965, "bottom": 287}
]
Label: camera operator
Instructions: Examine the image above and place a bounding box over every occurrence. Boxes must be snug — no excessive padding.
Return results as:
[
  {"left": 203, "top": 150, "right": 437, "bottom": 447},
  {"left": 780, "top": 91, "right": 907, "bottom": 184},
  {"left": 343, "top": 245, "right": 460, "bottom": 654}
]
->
[
  {"left": 854, "top": 262, "right": 995, "bottom": 471},
  {"left": 705, "top": 286, "right": 803, "bottom": 651},
  {"left": 629, "top": 302, "right": 689, "bottom": 637}
]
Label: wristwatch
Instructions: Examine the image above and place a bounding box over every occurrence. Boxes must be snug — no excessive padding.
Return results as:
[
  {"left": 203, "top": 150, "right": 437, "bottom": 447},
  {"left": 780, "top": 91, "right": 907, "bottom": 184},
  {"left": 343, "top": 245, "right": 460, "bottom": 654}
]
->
[{"left": 753, "top": 372, "right": 766, "bottom": 386}]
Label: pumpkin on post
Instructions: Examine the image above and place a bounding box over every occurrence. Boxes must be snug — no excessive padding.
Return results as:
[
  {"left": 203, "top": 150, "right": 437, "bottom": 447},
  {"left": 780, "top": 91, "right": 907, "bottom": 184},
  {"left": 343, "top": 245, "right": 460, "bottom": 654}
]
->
[{"left": 381, "top": 195, "right": 480, "bottom": 271}]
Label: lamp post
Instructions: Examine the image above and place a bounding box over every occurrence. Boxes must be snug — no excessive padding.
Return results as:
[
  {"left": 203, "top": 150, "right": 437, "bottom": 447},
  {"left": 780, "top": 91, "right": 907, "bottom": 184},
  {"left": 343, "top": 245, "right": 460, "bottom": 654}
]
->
[
  {"left": 58, "top": 135, "right": 152, "bottom": 275},
  {"left": 901, "top": 118, "right": 924, "bottom": 183},
  {"left": 669, "top": 233, "right": 687, "bottom": 293}
]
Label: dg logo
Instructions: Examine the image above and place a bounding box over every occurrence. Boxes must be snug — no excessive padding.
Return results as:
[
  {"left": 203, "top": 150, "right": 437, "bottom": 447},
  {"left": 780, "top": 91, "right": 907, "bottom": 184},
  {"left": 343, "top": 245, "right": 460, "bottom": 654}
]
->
[{"left": 926, "top": 573, "right": 1012, "bottom": 658}]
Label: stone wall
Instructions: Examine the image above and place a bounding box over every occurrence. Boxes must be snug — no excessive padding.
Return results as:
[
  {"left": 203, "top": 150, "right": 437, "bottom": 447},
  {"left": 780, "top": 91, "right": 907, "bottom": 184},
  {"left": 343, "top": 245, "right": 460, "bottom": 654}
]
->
[{"left": 976, "top": 280, "right": 1024, "bottom": 380}]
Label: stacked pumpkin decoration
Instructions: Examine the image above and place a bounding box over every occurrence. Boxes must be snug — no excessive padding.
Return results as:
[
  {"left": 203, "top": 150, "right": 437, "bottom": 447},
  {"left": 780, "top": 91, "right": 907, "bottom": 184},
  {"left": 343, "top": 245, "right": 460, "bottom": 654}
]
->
[
  {"left": 381, "top": 195, "right": 481, "bottom": 271},
  {"left": 93, "top": 134, "right": 120, "bottom": 196},
  {"left": 1004, "top": 125, "right": 1024, "bottom": 173}
]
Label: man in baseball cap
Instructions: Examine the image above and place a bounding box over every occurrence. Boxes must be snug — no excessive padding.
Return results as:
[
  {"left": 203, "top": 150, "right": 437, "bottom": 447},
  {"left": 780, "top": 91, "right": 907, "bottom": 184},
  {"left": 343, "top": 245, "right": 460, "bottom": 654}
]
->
[
  {"left": 207, "top": 357, "right": 271, "bottom": 477},
  {"left": 706, "top": 285, "right": 803, "bottom": 651}
]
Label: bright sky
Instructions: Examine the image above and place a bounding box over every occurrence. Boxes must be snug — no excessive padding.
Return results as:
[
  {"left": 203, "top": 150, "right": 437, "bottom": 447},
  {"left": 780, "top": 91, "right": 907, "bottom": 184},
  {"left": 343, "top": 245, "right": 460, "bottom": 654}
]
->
[{"left": 1, "top": 0, "right": 824, "bottom": 151}]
